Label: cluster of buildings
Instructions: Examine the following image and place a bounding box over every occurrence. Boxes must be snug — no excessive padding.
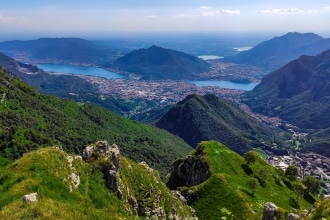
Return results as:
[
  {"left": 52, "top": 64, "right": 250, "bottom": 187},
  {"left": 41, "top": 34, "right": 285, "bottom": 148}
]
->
[
  {"left": 80, "top": 76, "right": 244, "bottom": 109},
  {"left": 239, "top": 103, "right": 282, "bottom": 127},
  {"left": 198, "top": 61, "right": 264, "bottom": 82},
  {"left": 267, "top": 153, "right": 330, "bottom": 181},
  {"left": 267, "top": 152, "right": 330, "bottom": 196}
]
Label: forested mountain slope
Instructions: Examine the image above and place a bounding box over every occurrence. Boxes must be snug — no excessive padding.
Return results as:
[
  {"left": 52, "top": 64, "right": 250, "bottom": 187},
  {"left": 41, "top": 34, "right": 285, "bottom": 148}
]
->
[
  {"left": 245, "top": 49, "right": 330, "bottom": 130},
  {"left": 0, "top": 68, "right": 192, "bottom": 177},
  {"left": 156, "top": 94, "right": 283, "bottom": 155},
  {"left": 111, "top": 45, "right": 210, "bottom": 80}
]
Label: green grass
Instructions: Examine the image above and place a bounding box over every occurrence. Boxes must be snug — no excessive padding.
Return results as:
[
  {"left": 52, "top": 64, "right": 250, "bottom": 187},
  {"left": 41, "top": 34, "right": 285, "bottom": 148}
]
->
[
  {"left": 0, "top": 147, "right": 129, "bottom": 219},
  {"left": 179, "top": 141, "right": 316, "bottom": 219},
  {"left": 304, "top": 198, "right": 330, "bottom": 219},
  {"left": 0, "top": 146, "right": 195, "bottom": 219},
  {"left": 252, "top": 148, "right": 268, "bottom": 159}
]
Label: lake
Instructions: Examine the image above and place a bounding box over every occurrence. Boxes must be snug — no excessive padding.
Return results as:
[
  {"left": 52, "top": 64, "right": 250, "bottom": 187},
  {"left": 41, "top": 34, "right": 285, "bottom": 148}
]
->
[
  {"left": 38, "top": 64, "right": 258, "bottom": 91},
  {"left": 38, "top": 63, "right": 124, "bottom": 79},
  {"left": 198, "top": 55, "right": 223, "bottom": 60},
  {"left": 189, "top": 80, "right": 258, "bottom": 91}
]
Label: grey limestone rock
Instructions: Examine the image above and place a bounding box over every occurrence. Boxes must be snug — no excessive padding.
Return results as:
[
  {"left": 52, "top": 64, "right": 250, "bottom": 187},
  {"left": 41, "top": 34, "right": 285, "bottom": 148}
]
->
[
  {"left": 262, "top": 202, "right": 283, "bottom": 220},
  {"left": 166, "top": 144, "right": 211, "bottom": 190}
]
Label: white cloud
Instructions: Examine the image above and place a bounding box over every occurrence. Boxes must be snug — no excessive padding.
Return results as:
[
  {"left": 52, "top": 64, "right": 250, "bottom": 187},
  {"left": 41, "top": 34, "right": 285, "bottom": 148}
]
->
[
  {"left": 218, "top": 9, "right": 240, "bottom": 15},
  {"left": 146, "top": 15, "right": 157, "bottom": 18},
  {"left": 200, "top": 9, "right": 240, "bottom": 16},
  {"left": 0, "top": 14, "right": 28, "bottom": 25},
  {"left": 200, "top": 6, "right": 211, "bottom": 10},
  {"left": 257, "top": 8, "right": 303, "bottom": 14}
]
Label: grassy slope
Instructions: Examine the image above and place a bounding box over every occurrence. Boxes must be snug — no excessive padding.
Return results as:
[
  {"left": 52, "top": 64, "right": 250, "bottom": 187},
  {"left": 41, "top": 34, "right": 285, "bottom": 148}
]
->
[
  {"left": 182, "top": 141, "right": 313, "bottom": 219},
  {"left": 303, "top": 198, "right": 330, "bottom": 219},
  {"left": 0, "top": 69, "right": 191, "bottom": 177},
  {"left": 0, "top": 147, "right": 194, "bottom": 219},
  {"left": 0, "top": 147, "right": 127, "bottom": 219}
]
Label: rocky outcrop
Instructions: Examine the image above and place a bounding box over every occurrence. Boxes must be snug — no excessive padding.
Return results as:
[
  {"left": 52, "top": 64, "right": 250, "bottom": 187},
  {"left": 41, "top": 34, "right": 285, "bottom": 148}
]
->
[
  {"left": 82, "top": 141, "right": 122, "bottom": 197},
  {"left": 65, "top": 154, "right": 80, "bottom": 192},
  {"left": 262, "top": 202, "right": 283, "bottom": 220},
  {"left": 67, "top": 173, "right": 80, "bottom": 192},
  {"left": 287, "top": 213, "right": 300, "bottom": 220},
  {"left": 167, "top": 144, "right": 211, "bottom": 190},
  {"left": 82, "top": 140, "right": 120, "bottom": 170},
  {"left": 82, "top": 141, "right": 197, "bottom": 219}
]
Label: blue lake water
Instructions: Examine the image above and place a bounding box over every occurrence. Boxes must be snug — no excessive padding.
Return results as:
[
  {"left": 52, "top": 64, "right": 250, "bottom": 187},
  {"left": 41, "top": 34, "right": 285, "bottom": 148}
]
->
[
  {"left": 190, "top": 80, "right": 258, "bottom": 91},
  {"left": 198, "top": 55, "right": 223, "bottom": 60},
  {"left": 38, "top": 64, "right": 258, "bottom": 91},
  {"left": 38, "top": 64, "right": 124, "bottom": 79}
]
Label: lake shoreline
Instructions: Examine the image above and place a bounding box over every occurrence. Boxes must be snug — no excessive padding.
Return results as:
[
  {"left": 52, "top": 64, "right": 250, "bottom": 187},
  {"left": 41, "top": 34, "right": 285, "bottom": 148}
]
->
[{"left": 38, "top": 63, "right": 258, "bottom": 91}]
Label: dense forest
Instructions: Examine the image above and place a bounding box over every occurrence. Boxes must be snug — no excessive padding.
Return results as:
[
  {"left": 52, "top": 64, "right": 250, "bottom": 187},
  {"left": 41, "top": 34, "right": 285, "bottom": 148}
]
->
[{"left": 0, "top": 68, "right": 192, "bottom": 177}]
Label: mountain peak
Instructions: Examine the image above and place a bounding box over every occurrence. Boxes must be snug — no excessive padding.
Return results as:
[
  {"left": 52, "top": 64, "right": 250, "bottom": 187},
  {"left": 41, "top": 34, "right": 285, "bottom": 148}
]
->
[
  {"left": 156, "top": 94, "right": 278, "bottom": 155},
  {"left": 280, "top": 32, "right": 323, "bottom": 41},
  {"left": 245, "top": 49, "right": 330, "bottom": 131},
  {"left": 225, "top": 32, "right": 328, "bottom": 71},
  {"left": 148, "top": 44, "right": 162, "bottom": 49},
  {"left": 112, "top": 46, "right": 210, "bottom": 80}
]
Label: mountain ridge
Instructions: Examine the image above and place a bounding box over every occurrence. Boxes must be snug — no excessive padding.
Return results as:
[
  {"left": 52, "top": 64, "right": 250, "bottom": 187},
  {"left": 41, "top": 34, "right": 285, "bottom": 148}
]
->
[
  {"left": 0, "top": 37, "right": 115, "bottom": 66},
  {"left": 111, "top": 45, "right": 210, "bottom": 80},
  {"left": 224, "top": 32, "right": 330, "bottom": 71},
  {"left": 166, "top": 141, "right": 315, "bottom": 219},
  {"left": 156, "top": 93, "right": 282, "bottom": 155},
  {"left": 245, "top": 49, "right": 330, "bottom": 129},
  {"left": 0, "top": 143, "right": 196, "bottom": 219}
]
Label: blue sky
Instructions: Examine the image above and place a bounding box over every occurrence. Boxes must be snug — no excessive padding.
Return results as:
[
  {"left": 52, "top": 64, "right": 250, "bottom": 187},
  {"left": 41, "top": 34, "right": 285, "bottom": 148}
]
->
[{"left": 1, "top": 0, "right": 330, "bottom": 39}]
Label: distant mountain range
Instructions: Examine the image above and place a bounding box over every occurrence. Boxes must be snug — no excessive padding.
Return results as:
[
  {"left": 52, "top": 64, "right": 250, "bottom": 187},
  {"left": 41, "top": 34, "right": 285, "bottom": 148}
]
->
[
  {"left": 245, "top": 49, "right": 330, "bottom": 129},
  {"left": 0, "top": 52, "right": 98, "bottom": 95},
  {"left": 225, "top": 32, "right": 330, "bottom": 71},
  {"left": 111, "top": 45, "right": 210, "bottom": 80},
  {"left": 0, "top": 38, "right": 121, "bottom": 65},
  {"left": 156, "top": 94, "right": 282, "bottom": 155}
]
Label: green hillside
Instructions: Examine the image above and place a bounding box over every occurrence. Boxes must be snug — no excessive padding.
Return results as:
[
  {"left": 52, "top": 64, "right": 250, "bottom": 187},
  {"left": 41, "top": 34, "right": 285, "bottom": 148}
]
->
[
  {"left": 0, "top": 145, "right": 195, "bottom": 219},
  {"left": 111, "top": 45, "right": 210, "bottom": 80},
  {"left": 303, "top": 197, "right": 330, "bottom": 219},
  {"left": 0, "top": 68, "right": 191, "bottom": 177},
  {"left": 245, "top": 49, "right": 330, "bottom": 130},
  {"left": 156, "top": 94, "right": 284, "bottom": 155},
  {"left": 167, "top": 141, "right": 316, "bottom": 219}
]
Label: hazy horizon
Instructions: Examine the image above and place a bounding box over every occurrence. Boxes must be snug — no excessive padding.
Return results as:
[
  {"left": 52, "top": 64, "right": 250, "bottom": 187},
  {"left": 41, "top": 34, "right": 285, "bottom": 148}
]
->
[{"left": 1, "top": 1, "right": 330, "bottom": 41}]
